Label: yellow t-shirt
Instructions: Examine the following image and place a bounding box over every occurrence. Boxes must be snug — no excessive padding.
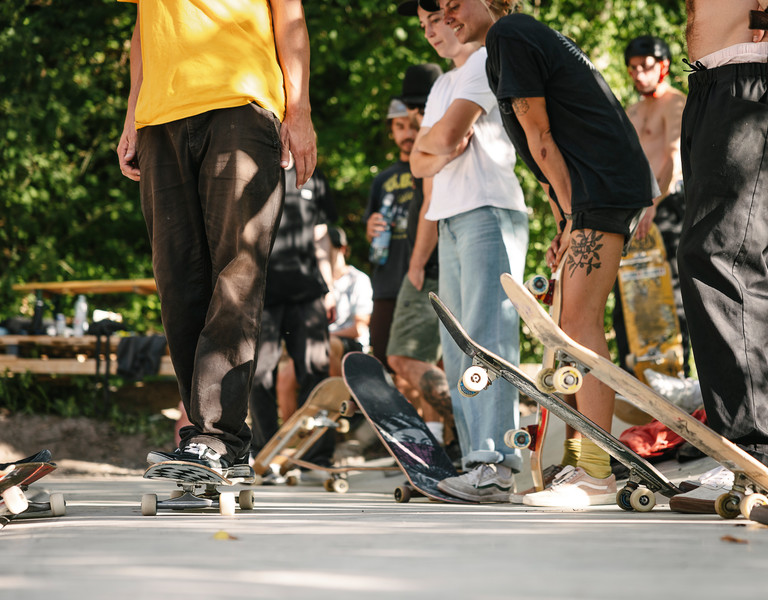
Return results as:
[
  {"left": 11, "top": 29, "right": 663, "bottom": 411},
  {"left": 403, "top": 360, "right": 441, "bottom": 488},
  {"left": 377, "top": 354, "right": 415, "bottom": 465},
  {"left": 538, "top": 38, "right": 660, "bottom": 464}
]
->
[{"left": 120, "top": 0, "right": 285, "bottom": 128}]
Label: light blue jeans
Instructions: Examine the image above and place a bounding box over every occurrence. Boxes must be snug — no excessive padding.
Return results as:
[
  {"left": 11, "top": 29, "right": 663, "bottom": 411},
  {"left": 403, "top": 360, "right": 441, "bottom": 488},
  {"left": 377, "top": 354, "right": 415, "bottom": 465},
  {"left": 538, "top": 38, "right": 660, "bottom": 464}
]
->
[{"left": 438, "top": 206, "right": 528, "bottom": 472}]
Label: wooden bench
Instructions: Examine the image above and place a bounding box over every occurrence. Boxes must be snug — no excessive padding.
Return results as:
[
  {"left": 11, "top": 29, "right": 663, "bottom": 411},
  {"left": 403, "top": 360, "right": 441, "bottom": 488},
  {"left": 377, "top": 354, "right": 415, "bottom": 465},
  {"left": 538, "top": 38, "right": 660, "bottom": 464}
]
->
[{"left": 0, "top": 335, "right": 175, "bottom": 377}]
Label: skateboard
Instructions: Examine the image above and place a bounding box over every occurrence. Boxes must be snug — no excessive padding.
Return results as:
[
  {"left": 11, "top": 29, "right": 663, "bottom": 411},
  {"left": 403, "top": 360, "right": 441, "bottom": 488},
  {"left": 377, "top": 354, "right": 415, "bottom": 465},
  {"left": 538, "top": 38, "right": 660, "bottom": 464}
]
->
[
  {"left": 500, "top": 272, "right": 768, "bottom": 519},
  {"left": 342, "top": 352, "right": 474, "bottom": 504},
  {"left": 617, "top": 222, "right": 683, "bottom": 384},
  {"left": 142, "top": 461, "right": 257, "bottom": 516},
  {"left": 282, "top": 457, "right": 399, "bottom": 493},
  {"left": 430, "top": 293, "right": 680, "bottom": 511},
  {"left": 251, "top": 376, "right": 352, "bottom": 492},
  {"left": 0, "top": 455, "right": 66, "bottom": 524},
  {"left": 521, "top": 263, "right": 567, "bottom": 490}
]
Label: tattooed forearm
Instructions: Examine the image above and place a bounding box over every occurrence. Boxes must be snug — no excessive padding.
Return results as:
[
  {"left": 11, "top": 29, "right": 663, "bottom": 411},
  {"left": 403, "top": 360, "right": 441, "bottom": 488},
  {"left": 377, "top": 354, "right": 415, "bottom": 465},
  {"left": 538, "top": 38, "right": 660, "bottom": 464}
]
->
[
  {"left": 511, "top": 97, "right": 530, "bottom": 117},
  {"left": 566, "top": 230, "right": 604, "bottom": 276}
]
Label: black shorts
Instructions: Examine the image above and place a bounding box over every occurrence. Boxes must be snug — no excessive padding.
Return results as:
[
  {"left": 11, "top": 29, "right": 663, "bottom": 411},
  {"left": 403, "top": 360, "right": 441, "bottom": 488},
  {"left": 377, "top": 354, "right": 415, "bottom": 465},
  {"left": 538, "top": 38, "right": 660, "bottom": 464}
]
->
[{"left": 571, "top": 206, "right": 644, "bottom": 242}]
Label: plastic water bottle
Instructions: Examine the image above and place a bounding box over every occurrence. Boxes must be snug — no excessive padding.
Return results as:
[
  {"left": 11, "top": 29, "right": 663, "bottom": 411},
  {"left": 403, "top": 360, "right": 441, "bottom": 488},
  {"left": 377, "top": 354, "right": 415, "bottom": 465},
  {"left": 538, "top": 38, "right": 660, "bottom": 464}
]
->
[
  {"left": 369, "top": 193, "right": 395, "bottom": 265},
  {"left": 73, "top": 295, "right": 88, "bottom": 337}
]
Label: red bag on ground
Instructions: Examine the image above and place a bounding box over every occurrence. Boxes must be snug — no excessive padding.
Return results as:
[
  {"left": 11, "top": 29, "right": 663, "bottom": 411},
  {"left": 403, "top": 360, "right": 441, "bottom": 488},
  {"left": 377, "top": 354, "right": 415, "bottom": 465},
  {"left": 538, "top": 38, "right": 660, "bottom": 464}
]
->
[{"left": 619, "top": 408, "right": 707, "bottom": 458}]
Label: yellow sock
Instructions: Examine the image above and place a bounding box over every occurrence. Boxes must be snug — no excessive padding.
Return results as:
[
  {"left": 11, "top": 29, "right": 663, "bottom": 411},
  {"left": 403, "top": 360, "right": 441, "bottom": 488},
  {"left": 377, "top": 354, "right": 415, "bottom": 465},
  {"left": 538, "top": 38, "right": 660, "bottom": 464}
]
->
[
  {"left": 577, "top": 438, "right": 612, "bottom": 479},
  {"left": 561, "top": 438, "right": 581, "bottom": 468}
]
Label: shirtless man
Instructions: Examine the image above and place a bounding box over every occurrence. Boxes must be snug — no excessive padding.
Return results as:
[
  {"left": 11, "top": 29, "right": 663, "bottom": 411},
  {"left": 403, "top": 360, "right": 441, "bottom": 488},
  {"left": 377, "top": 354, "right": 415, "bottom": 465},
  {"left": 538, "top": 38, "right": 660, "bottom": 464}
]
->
[
  {"left": 679, "top": 2, "right": 768, "bottom": 480},
  {"left": 613, "top": 37, "right": 690, "bottom": 375}
]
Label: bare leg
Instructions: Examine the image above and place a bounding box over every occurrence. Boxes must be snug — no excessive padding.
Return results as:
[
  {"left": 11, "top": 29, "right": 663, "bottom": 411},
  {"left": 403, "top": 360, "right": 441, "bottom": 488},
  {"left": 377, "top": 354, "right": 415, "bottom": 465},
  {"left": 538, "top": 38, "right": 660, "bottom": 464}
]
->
[
  {"left": 388, "top": 355, "right": 453, "bottom": 421},
  {"left": 559, "top": 230, "right": 625, "bottom": 434}
]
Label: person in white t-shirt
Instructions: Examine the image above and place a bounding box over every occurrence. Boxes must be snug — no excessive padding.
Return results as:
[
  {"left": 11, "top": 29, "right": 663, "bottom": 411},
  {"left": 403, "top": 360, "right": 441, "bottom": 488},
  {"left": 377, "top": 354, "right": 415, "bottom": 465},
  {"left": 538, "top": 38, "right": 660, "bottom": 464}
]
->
[
  {"left": 327, "top": 226, "right": 373, "bottom": 375},
  {"left": 404, "top": 0, "right": 529, "bottom": 502}
]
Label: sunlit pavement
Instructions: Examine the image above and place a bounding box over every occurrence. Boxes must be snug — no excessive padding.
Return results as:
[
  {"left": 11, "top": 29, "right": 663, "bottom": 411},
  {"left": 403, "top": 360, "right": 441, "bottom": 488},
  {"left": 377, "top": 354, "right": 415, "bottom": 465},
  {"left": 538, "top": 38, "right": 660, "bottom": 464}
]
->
[{"left": 1, "top": 455, "right": 766, "bottom": 600}]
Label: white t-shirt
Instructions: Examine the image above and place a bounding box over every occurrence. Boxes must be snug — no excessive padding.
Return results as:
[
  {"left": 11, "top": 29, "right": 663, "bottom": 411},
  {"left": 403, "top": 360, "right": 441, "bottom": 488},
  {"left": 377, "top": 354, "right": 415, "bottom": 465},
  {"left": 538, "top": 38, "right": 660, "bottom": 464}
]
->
[
  {"left": 329, "top": 266, "right": 373, "bottom": 349},
  {"left": 422, "top": 48, "right": 526, "bottom": 221}
]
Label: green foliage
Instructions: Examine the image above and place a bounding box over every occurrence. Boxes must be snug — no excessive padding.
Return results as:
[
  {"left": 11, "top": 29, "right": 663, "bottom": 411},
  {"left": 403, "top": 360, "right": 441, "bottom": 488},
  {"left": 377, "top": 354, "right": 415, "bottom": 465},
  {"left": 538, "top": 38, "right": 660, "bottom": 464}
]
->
[{"left": 1, "top": 0, "right": 687, "bottom": 363}]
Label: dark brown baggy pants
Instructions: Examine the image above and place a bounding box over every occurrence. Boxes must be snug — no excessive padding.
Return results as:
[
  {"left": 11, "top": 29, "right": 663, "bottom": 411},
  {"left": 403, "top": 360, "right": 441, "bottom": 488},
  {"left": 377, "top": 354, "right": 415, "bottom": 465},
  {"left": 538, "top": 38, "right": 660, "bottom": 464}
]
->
[{"left": 137, "top": 102, "right": 284, "bottom": 462}]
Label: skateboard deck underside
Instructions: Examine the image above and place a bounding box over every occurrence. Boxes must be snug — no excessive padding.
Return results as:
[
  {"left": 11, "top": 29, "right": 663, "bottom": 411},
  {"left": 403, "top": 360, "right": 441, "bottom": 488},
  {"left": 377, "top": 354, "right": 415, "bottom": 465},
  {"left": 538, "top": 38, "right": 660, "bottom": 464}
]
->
[
  {"left": 342, "top": 352, "right": 474, "bottom": 504},
  {"left": 430, "top": 293, "right": 680, "bottom": 499},
  {"left": 500, "top": 272, "right": 768, "bottom": 497},
  {"left": 251, "top": 377, "right": 350, "bottom": 476}
]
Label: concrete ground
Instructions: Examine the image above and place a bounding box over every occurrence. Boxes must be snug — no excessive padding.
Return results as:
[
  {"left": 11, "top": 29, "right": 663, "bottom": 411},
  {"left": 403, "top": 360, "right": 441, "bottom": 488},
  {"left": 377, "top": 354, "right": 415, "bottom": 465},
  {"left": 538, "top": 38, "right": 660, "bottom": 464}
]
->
[{"left": 2, "top": 416, "right": 767, "bottom": 599}]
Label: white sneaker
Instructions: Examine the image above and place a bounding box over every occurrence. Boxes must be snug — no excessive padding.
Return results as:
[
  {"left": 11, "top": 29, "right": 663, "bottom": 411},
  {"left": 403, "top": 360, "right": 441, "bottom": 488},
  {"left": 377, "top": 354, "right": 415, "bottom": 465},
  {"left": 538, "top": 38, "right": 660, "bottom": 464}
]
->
[
  {"left": 670, "top": 466, "right": 734, "bottom": 514},
  {"left": 437, "top": 464, "right": 514, "bottom": 503},
  {"left": 644, "top": 369, "right": 702, "bottom": 413},
  {"left": 523, "top": 465, "right": 617, "bottom": 507},
  {"left": 510, "top": 464, "right": 565, "bottom": 504}
]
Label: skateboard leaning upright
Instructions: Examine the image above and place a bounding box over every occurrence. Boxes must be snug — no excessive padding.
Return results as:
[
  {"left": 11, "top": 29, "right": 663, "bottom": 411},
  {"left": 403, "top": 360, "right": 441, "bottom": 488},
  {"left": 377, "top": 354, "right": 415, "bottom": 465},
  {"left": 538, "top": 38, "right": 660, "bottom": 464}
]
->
[
  {"left": 0, "top": 450, "right": 66, "bottom": 525},
  {"left": 342, "top": 352, "right": 473, "bottom": 504},
  {"left": 251, "top": 376, "right": 354, "bottom": 493},
  {"left": 430, "top": 293, "right": 680, "bottom": 512},
  {"left": 617, "top": 222, "right": 684, "bottom": 383},
  {"left": 500, "top": 272, "right": 768, "bottom": 520}
]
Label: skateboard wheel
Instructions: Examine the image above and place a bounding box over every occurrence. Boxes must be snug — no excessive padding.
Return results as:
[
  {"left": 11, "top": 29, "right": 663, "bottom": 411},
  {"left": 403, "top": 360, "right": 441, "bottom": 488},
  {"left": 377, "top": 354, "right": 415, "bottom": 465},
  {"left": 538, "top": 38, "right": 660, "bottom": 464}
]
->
[
  {"left": 616, "top": 487, "right": 634, "bottom": 512},
  {"left": 525, "top": 275, "right": 550, "bottom": 298},
  {"left": 332, "top": 479, "right": 349, "bottom": 494},
  {"left": 48, "top": 493, "right": 66, "bottom": 517},
  {"left": 339, "top": 400, "right": 356, "bottom": 418},
  {"left": 238, "top": 489, "right": 255, "bottom": 510},
  {"left": 286, "top": 475, "right": 299, "bottom": 486},
  {"left": 300, "top": 416, "right": 316, "bottom": 432},
  {"left": 553, "top": 366, "right": 583, "bottom": 394},
  {"left": 740, "top": 493, "right": 768, "bottom": 519},
  {"left": 394, "top": 485, "right": 412, "bottom": 503},
  {"left": 141, "top": 493, "right": 158, "bottom": 517},
  {"left": 714, "top": 492, "right": 742, "bottom": 519},
  {"left": 219, "top": 492, "right": 236, "bottom": 517},
  {"left": 626, "top": 354, "right": 637, "bottom": 370},
  {"left": 461, "top": 366, "right": 489, "bottom": 393},
  {"left": 323, "top": 479, "right": 334, "bottom": 492},
  {"left": 1, "top": 486, "right": 28, "bottom": 515},
  {"left": 535, "top": 368, "right": 556, "bottom": 394},
  {"left": 458, "top": 380, "right": 479, "bottom": 397},
  {"left": 336, "top": 418, "right": 351, "bottom": 434},
  {"left": 629, "top": 487, "right": 656, "bottom": 512},
  {"left": 504, "top": 428, "right": 532, "bottom": 450}
]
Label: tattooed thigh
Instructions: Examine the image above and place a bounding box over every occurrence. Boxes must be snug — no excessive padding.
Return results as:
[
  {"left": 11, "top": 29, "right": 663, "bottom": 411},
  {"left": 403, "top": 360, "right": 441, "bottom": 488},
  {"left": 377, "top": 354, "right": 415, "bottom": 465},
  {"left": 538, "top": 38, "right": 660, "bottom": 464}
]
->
[{"left": 565, "top": 230, "right": 604, "bottom": 277}]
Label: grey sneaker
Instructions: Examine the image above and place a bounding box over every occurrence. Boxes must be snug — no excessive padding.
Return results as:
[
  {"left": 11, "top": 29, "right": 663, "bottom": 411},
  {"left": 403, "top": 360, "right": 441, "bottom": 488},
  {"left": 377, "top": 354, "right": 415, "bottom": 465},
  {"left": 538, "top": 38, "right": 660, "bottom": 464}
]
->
[
  {"left": 523, "top": 465, "right": 617, "bottom": 507},
  {"left": 437, "top": 464, "right": 514, "bottom": 503}
]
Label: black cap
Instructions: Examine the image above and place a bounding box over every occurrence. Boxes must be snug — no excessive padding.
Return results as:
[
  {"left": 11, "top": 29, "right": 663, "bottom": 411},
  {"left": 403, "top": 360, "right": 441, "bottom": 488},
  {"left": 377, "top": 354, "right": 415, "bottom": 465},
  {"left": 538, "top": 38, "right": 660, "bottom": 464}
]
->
[
  {"left": 401, "top": 63, "right": 443, "bottom": 106},
  {"left": 624, "top": 36, "right": 672, "bottom": 65},
  {"left": 397, "top": 0, "right": 440, "bottom": 16},
  {"left": 328, "top": 226, "right": 348, "bottom": 248}
]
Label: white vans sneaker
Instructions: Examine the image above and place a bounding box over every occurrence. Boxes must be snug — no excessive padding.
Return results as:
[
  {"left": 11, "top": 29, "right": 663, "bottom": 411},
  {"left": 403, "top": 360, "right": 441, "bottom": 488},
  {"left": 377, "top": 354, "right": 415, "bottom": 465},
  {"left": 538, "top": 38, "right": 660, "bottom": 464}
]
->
[{"left": 523, "top": 465, "right": 617, "bottom": 507}]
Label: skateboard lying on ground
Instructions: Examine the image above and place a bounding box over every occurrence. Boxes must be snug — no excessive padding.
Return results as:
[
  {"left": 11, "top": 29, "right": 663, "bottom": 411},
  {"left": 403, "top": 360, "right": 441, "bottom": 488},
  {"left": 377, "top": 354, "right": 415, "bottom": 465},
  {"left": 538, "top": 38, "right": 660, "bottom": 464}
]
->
[
  {"left": 0, "top": 451, "right": 66, "bottom": 525},
  {"left": 617, "top": 223, "right": 684, "bottom": 424},
  {"left": 500, "top": 272, "right": 768, "bottom": 519},
  {"left": 430, "top": 293, "right": 680, "bottom": 512},
  {"left": 142, "top": 461, "right": 257, "bottom": 516},
  {"left": 251, "top": 377, "right": 354, "bottom": 493},
  {"left": 342, "top": 352, "right": 474, "bottom": 504}
]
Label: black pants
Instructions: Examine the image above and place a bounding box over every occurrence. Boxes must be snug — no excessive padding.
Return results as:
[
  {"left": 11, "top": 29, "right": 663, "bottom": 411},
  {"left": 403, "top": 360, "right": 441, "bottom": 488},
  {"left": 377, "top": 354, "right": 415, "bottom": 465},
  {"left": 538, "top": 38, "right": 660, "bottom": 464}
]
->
[
  {"left": 249, "top": 297, "right": 332, "bottom": 463},
  {"left": 679, "top": 62, "right": 768, "bottom": 463},
  {"left": 614, "top": 193, "right": 691, "bottom": 375},
  {"left": 138, "top": 103, "right": 284, "bottom": 462}
]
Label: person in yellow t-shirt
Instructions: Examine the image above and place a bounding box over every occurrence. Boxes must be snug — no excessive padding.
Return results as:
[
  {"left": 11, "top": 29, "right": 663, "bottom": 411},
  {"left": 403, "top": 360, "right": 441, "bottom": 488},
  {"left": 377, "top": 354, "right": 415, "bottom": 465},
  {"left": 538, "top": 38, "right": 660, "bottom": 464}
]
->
[{"left": 116, "top": 0, "right": 316, "bottom": 472}]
